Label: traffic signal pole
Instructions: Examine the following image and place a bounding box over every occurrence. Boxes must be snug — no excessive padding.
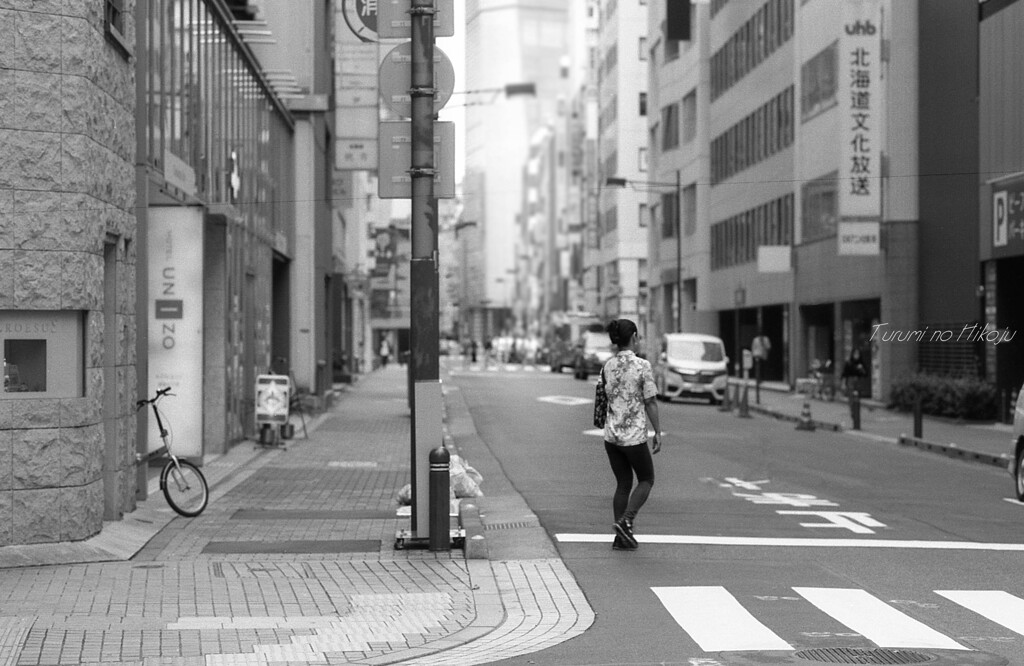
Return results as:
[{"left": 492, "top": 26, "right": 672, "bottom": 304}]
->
[{"left": 408, "top": 0, "right": 441, "bottom": 541}]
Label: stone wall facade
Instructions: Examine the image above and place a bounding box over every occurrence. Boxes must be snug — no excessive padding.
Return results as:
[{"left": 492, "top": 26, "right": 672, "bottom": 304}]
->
[{"left": 0, "top": 1, "right": 137, "bottom": 544}]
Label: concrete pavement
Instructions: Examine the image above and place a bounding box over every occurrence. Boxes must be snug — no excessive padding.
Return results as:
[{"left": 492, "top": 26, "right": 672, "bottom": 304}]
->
[
  {"left": 0, "top": 363, "right": 593, "bottom": 665},
  {"left": 727, "top": 378, "right": 1015, "bottom": 471}
]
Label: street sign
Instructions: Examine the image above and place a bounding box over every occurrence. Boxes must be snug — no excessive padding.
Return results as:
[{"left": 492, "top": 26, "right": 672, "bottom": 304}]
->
[
  {"left": 377, "top": 0, "right": 455, "bottom": 38},
  {"left": 837, "top": 221, "right": 880, "bottom": 255},
  {"left": 378, "top": 42, "right": 455, "bottom": 117},
  {"left": 378, "top": 120, "right": 455, "bottom": 199}
]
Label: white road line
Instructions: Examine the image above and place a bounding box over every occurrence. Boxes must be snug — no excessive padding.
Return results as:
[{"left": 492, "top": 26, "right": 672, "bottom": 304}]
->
[
  {"left": 652, "top": 586, "right": 793, "bottom": 652},
  {"left": 555, "top": 533, "right": 1024, "bottom": 551},
  {"left": 936, "top": 590, "right": 1024, "bottom": 636},
  {"left": 793, "top": 588, "right": 968, "bottom": 651}
]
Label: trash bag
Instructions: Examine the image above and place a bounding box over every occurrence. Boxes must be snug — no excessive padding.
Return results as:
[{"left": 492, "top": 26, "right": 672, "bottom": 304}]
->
[
  {"left": 464, "top": 464, "right": 483, "bottom": 486},
  {"left": 451, "top": 471, "right": 482, "bottom": 498},
  {"left": 396, "top": 483, "right": 412, "bottom": 506}
]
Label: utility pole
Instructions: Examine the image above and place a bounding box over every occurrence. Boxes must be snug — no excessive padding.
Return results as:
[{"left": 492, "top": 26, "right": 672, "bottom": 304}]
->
[
  {"left": 675, "top": 169, "right": 682, "bottom": 332},
  {"left": 409, "top": 0, "right": 440, "bottom": 540}
]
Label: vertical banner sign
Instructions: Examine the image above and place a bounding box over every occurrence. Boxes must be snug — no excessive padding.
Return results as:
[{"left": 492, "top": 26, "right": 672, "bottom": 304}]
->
[
  {"left": 336, "top": 0, "right": 380, "bottom": 170},
  {"left": 838, "top": 0, "right": 881, "bottom": 255},
  {"left": 147, "top": 207, "right": 204, "bottom": 457},
  {"left": 992, "top": 177, "right": 1024, "bottom": 257}
]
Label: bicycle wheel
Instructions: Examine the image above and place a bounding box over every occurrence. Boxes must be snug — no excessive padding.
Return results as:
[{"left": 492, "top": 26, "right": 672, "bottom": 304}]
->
[{"left": 161, "top": 459, "right": 209, "bottom": 517}]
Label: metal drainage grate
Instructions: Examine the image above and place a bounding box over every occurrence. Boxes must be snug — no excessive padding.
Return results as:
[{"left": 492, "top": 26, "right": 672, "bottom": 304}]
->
[
  {"left": 483, "top": 521, "right": 539, "bottom": 531},
  {"left": 794, "top": 648, "right": 936, "bottom": 664}
]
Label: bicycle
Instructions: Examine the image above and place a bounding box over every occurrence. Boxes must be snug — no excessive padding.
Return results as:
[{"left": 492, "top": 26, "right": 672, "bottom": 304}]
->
[{"left": 136, "top": 387, "right": 209, "bottom": 517}]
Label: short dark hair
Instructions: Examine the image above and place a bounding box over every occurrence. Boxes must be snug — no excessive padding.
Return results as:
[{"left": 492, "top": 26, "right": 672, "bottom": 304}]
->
[{"left": 606, "top": 318, "right": 638, "bottom": 347}]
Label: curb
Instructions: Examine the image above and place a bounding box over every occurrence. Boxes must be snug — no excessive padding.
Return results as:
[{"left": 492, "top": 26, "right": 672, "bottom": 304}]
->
[
  {"left": 745, "top": 403, "right": 844, "bottom": 432},
  {"left": 742, "top": 401, "right": 1011, "bottom": 470},
  {"left": 897, "top": 434, "right": 1012, "bottom": 469}
]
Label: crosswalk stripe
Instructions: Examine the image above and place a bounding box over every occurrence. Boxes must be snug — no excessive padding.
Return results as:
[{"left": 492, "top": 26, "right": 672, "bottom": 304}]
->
[
  {"left": 936, "top": 590, "right": 1024, "bottom": 636},
  {"left": 793, "top": 588, "right": 968, "bottom": 651},
  {"left": 651, "top": 586, "right": 794, "bottom": 652}
]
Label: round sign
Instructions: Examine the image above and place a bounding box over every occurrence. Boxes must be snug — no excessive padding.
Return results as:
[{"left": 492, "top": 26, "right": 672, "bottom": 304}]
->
[{"left": 378, "top": 42, "right": 455, "bottom": 118}]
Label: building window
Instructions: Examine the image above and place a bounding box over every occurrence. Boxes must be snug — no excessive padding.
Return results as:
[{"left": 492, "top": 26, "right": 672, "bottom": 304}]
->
[
  {"left": 711, "top": 193, "right": 794, "bottom": 270},
  {"left": 638, "top": 147, "right": 648, "bottom": 172},
  {"left": 801, "top": 171, "right": 838, "bottom": 242},
  {"left": 639, "top": 36, "right": 648, "bottom": 61},
  {"left": 710, "top": 0, "right": 793, "bottom": 100},
  {"left": 801, "top": 41, "right": 838, "bottom": 121},
  {"left": 663, "top": 21, "right": 680, "bottom": 61},
  {"left": 661, "top": 102, "right": 680, "bottom": 151},
  {"left": 682, "top": 183, "right": 697, "bottom": 236},
  {"left": 105, "top": 0, "right": 131, "bottom": 58},
  {"left": 661, "top": 191, "right": 678, "bottom": 239},
  {"left": 711, "top": 86, "right": 794, "bottom": 185},
  {"left": 681, "top": 90, "right": 697, "bottom": 144},
  {"left": 640, "top": 203, "right": 649, "bottom": 228},
  {"left": 1, "top": 311, "right": 84, "bottom": 399},
  {"left": 639, "top": 91, "right": 647, "bottom": 116}
]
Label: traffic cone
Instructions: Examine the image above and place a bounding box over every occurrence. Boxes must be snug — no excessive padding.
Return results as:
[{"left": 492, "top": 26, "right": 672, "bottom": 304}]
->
[
  {"left": 737, "top": 382, "right": 752, "bottom": 418},
  {"left": 796, "top": 402, "right": 816, "bottom": 431}
]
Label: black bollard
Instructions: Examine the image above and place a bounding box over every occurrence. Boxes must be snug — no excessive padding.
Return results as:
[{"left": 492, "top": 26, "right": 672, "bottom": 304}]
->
[
  {"left": 429, "top": 446, "right": 451, "bottom": 552},
  {"left": 850, "top": 390, "right": 861, "bottom": 430},
  {"left": 913, "top": 395, "right": 923, "bottom": 439}
]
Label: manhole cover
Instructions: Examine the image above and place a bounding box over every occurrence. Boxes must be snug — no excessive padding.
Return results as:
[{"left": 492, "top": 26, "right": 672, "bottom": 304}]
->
[
  {"left": 484, "top": 521, "right": 539, "bottom": 530},
  {"left": 794, "top": 648, "right": 936, "bottom": 664}
]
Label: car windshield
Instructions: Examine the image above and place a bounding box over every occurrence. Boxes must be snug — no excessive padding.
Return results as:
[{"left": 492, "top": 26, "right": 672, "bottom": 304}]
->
[
  {"left": 667, "top": 340, "right": 724, "bottom": 362},
  {"left": 584, "top": 332, "right": 613, "bottom": 352}
]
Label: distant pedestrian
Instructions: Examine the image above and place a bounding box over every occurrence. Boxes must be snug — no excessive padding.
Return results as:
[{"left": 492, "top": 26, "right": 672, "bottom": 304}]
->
[
  {"left": 601, "top": 318, "right": 661, "bottom": 551},
  {"left": 471, "top": 339, "right": 478, "bottom": 363},
  {"left": 841, "top": 348, "right": 867, "bottom": 396},
  {"left": 379, "top": 337, "right": 392, "bottom": 368}
]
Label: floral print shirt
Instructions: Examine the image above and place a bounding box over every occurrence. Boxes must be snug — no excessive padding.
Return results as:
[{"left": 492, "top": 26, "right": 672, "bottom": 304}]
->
[{"left": 602, "top": 350, "right": 657, "bottom": 446}]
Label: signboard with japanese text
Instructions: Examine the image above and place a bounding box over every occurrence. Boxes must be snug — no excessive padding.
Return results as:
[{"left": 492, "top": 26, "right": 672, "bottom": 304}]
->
[
  {"left": 992, "top": 177, "right": 1024, "bottom": 258},
  {"left": 147, "top": 207, "right": 204, "bottom": 457},
  {"left": 335, "top": 2, "right": 380, "bottom": 170},
  {"left": 837, "top": 221, "right": 880, "bottom": 255},
  {"left": 837, "top": 0, "right": 882, "bottom": 225}
]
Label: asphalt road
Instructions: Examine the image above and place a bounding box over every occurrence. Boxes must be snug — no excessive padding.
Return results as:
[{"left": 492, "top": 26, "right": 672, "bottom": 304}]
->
[{"left": 448, "top": 364, "right": 1024, "bottom": 666}]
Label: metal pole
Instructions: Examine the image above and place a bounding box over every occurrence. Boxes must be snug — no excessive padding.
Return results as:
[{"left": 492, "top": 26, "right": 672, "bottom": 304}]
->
[
  {"left": 676, "top": 169, "right": 682, "bottom": 333},
  {"left": 409, "top": 0, "right": 440, "bottom": 539},
  {"left": 429, "top": 446, "right": 450, "bottom": 551}
]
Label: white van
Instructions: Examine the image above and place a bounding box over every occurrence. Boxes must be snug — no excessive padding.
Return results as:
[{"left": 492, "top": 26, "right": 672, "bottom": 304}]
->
[{"left": 653, "top": 333, "right": 729, "bottom": 404}]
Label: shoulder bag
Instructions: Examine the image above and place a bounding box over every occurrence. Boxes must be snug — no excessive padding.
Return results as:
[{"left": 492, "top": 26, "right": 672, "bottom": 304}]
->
[{"left": 593, "top": 368, "right": 608, "bottom": 428}]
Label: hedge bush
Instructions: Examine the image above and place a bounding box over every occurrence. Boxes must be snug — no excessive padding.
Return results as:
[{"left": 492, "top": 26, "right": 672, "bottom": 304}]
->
[{"left": 888, "top": 373, "right": 999, "bottom": 421}]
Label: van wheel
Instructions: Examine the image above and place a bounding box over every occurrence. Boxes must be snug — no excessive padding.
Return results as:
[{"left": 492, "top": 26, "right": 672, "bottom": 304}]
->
[{"left": 1016, "top": 442, "right": 1024, "bottom": 502}]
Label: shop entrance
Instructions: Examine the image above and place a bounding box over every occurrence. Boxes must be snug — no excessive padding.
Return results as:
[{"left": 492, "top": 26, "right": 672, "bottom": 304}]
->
[{"left": 800, "top": 303, "right": 835, "bottom": 377}]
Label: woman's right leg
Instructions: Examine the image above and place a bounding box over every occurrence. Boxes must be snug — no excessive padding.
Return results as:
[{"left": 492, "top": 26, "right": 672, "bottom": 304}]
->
[{"left": 604, "top": 442, "right": 634, "bottom": 522}]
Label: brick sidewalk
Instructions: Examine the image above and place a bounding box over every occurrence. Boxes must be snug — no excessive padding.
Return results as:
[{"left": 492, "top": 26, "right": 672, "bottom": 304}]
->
[{"left": 0, "top": 365, "right": 594, "bottom": 665}]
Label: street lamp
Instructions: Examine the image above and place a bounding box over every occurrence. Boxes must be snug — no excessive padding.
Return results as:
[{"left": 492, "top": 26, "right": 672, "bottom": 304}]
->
[{"left": 606, "top": 170, "right": 683, "bottom": 333}]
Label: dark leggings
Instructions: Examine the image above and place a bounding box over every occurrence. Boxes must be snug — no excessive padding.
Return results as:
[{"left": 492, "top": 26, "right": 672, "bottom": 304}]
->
[{"left": 604, "top": 441, "right": 655, "bottom": 523}]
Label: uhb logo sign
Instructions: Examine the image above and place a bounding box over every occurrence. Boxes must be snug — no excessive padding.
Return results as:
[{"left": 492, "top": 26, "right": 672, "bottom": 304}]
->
[{"left": 844, "top": 19, "right": 877, "bottom": 35}]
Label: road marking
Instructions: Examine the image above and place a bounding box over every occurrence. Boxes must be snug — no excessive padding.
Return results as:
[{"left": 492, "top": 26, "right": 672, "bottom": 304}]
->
[
  {"left": 936, "top": 590, "right": 1024, "bottom": 636},
  {"left": 582, "top": 428, "right": 660, "bottom": 437},
  {"left": 793, "top": 588, "right": 968, "bottom": 650},
  {"left": 555, "top": 533, "right": 1024, "bottom": 550},
  {"left": 652, "top": 586, "right": 793, "bottom": 652},
  {"left": 776, "top": 510, "right": 887, "bottom": 534},
  {"left": 537, "top": 395, "right": 592, "bottom": 406}
]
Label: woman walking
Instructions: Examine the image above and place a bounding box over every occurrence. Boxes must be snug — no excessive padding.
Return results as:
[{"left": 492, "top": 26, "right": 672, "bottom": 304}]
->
[{"left": 601, "top": 318, "right": 661, "bottom": 551}]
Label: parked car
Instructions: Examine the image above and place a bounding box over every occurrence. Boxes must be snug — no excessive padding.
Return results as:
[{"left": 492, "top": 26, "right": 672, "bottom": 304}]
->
[
  {"left": 547, "top": 339, "right": 575, "bottom": 372},
  {"left": 572, "top": 330, "right": 615, "bottom": 379},
  {"left": 1008, "top": 383, "right": 1024, "bottom": 500},
  {"left": 653, "top": 333, "right": 729, "bottom": 404}
]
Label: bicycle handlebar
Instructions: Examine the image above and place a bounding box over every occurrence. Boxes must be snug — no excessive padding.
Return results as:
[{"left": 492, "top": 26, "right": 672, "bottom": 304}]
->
[{"left": 136, "top": 386, "right": 175, "bottom": 409}]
